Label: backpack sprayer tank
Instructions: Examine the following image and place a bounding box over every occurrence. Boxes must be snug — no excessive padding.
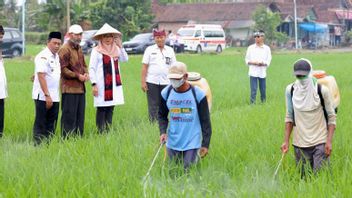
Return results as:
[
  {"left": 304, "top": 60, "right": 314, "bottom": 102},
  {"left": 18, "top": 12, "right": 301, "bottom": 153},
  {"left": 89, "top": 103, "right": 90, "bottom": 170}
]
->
[
  {"left": 187, "top": 72, "right": 212, "bottom": 111},
  {"left": 312, "top": 70, "right": 340, "bottom": 110}
]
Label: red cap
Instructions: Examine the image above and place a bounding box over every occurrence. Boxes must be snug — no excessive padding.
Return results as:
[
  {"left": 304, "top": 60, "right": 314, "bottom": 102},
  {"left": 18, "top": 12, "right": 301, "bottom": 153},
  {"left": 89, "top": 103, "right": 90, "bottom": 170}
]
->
[{"left": 153, "top": 29, "right": 166, "bottom": 37}]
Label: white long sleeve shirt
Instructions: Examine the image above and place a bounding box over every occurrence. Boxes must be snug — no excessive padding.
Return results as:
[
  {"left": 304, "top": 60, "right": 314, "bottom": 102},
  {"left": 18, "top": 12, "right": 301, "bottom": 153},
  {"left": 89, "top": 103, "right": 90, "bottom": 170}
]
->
[
  {"left": 245, "top": 44, "right": 272, "bottom": 78},
  {"left": 285, "top": 83, "right": 336, "bottom": 147}
]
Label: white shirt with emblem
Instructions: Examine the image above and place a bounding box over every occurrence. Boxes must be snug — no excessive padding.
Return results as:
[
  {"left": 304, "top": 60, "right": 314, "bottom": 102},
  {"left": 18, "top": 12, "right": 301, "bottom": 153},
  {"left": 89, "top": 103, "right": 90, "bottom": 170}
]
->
[
  {"left": 0, "top": 59, "right": 8, "bottom": 99},
  {"left": 245, "top": 44, "right": 272, "bottom": 78},
  {"left": 142, "top": 44, "right": 176, "bottom": 85},
  {"left": 32, "top": 47, "right": 61, "bottom": 102}
]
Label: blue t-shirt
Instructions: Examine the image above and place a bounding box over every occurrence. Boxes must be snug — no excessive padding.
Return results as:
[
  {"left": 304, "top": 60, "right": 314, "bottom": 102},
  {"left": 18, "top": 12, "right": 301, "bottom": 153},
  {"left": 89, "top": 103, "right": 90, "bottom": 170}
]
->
[{"left": 161, "top": 85, "right": 206, "bottom": 151}]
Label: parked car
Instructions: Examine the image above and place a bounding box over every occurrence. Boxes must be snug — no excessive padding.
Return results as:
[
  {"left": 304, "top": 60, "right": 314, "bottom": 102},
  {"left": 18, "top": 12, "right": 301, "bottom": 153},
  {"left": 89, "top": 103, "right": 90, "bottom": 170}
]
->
[
  {"left": 80, "top": 30, "right": 98, "bottom": 54},
  {"left": 2, "top": 27, "right": 23, "bottom": 58},
  {"left": 122, "top": 33, "right": 155, "bottom": 54}
]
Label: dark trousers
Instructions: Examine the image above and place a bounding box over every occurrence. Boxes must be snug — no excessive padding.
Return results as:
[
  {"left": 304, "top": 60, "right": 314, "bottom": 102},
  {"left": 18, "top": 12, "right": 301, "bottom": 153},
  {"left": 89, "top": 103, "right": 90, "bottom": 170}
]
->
[
  {"left": 0, "top": 99, "right": 4, "bottom": 137},
  {"left": 250, "top": 76, "right": 266, "bottom": 104},
  {"left": 61, "top": 93, "right": 85, "bottom": 138},
  {"left": 146, "top": 83, "right": 167, "bottom": 122},
  {"left": 294, "top": 143, "right": 330, "bottom": 177},
  {"left": 96, "top": 106, "right": 114, "bottom": 133},
  {"left": 33, "top": 100, "right": 59, "bottom": 145},
  {"left": 167, "top": 148, "right": 199, "bottom": 170}
]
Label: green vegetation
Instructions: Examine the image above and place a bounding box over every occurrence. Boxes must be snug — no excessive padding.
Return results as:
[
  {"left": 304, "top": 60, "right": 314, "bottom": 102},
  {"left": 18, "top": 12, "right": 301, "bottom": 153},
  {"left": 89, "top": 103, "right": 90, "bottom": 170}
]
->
[
  {"left": 0, "top": 46, "right": 351, "bottom": 197},
  {"left": 252, "top": 5, "right": 289, "bottom": 45}
]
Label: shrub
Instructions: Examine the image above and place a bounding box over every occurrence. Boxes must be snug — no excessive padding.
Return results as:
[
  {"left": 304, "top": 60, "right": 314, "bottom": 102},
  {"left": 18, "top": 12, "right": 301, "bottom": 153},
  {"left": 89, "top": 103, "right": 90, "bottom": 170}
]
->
[{"left": 25, "top": 32, "right": 49, "bottom": 44}]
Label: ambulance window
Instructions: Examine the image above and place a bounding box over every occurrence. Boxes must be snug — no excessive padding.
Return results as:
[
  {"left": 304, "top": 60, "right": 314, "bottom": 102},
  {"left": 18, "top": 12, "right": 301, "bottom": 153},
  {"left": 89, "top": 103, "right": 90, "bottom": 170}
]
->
[{"left": 195, "top": 30, "right": 201, "bottom": 37}]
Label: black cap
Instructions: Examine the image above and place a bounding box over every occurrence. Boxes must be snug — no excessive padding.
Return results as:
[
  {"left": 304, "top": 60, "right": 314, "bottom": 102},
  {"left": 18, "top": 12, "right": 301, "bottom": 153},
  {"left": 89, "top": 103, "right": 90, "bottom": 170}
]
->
[
  {"left": 0, "top": 25, "right": 4, "bottom": 34},
  {"left": 48, "top": 31, "right": 62, "bottom": 40},
  {"left": 294, "top": 59, "right": 311, "bottom": 76}
]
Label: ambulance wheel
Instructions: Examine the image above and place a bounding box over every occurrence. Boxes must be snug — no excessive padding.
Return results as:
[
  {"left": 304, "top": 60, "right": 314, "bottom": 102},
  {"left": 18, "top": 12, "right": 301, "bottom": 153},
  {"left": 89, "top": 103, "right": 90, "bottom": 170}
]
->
[
  {"left": 196, "top": 45, "right": 202, "bottom": 53},
  {"left": 216, "top": 45, "right": 222, "bottom": 53}
]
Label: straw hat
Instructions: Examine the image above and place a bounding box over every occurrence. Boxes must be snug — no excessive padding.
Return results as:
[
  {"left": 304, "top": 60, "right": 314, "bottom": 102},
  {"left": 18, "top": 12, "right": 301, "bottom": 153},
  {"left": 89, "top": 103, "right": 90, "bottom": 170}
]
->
[{"left": 93, "top": 23, "right": 121, "bottom": 40}]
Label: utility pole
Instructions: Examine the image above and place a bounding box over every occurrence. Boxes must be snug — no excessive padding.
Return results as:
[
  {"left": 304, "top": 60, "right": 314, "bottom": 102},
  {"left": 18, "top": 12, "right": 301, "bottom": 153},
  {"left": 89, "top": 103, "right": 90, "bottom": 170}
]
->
[
  {"left": 294, "top": 0, "right": 298, "bottom": 49},
  {"left": 22, "top": 0, "right": 26, "bottom": 56},
  {"left": 67, "top": 0, "right": 71, "bottom": 31}
]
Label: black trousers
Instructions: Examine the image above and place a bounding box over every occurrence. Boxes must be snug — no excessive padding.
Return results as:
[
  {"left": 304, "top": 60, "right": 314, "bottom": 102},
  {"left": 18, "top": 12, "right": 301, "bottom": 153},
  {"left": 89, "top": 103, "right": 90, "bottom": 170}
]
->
[
  {"left": 0, "top": 99, "right": 4, "bottom": 137},
  {"left": 96, "top": 106, "right": 114, "bottom": 133},
  {"left": 61, "top": 93, "right": 85, "bottom": 138},
  {"left": 33, "top": 100, "right": 59, "bottom": 145},
  {"left": 146, "top": 83, "right": 167, "bottom": 122}
]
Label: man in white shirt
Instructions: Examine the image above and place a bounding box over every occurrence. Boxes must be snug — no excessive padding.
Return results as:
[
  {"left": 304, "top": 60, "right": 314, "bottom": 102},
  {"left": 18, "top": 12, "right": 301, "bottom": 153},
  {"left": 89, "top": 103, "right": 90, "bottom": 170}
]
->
[
  {"left": 0, "top": 25, "right": 8, "bottom": 137},
  {"left": 141, "top": 29, "right": 176, "bottom": 122},
  {"left": 32, "top": 32, "right": 62, "bottom": 145},
  {"left": 245, "top": 30, "right": 272, "bottom": 104}
]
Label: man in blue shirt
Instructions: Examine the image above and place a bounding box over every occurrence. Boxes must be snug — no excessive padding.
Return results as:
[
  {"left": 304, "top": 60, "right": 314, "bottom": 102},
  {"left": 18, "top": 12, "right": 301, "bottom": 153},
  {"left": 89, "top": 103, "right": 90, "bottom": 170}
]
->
[{"left": 159, "top": 62, "right": 212, "bottom": 170}]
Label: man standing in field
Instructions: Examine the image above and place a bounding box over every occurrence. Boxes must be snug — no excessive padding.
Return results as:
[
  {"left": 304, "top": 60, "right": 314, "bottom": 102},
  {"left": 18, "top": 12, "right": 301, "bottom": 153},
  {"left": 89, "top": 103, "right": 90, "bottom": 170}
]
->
[
  {"left": 281, "top": 58, "right": 336, "bottom": 176},
  {"left": 59, "top": 24, "right": 89, "bottom": 138},
  {"left": 141, "top": 29, "right": 176, "bottom": 122},
  {"left": 32, "top": 32, "right": 62, "bottom": 145},
  {"left": 159, "top": 62, "right": 212, "bottom": 170},
  {"left": 245, "top": 30, "right": 272, "bottom": 104},
  {"left": 0, "top": 25, "right": 8, "bottom": 137}
]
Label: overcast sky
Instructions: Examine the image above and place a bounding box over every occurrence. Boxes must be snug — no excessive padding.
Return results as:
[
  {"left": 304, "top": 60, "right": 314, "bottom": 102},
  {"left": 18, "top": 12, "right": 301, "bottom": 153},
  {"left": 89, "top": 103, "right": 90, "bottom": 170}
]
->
[{"left": 15, "top": 0, "right": 46, "bottom": 6}]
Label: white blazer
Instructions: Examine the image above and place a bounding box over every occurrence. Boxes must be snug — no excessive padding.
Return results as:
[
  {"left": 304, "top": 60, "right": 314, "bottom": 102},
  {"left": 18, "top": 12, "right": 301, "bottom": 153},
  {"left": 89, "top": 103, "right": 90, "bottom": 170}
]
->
[{"left": 89, "top": 48, "right": 128, "bottom": 107}]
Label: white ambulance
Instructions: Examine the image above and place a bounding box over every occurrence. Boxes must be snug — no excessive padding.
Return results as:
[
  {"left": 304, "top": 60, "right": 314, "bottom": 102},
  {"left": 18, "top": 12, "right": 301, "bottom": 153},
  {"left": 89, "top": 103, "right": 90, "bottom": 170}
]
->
[{"left": 177, "top": 24, "right": 226, "bottom": 53}]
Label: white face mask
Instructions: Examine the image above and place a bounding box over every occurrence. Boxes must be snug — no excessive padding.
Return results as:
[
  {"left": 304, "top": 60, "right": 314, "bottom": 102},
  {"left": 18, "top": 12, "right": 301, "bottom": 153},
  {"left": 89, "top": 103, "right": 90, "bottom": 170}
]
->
[{"left": 170, "top": 78, "right": 185, "bottom": 89}]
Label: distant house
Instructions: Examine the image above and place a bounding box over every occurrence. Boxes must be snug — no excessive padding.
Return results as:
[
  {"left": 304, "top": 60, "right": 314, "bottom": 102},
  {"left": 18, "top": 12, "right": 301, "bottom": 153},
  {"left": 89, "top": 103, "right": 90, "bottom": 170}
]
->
[
  {"left": 152, "top": 0, "right": 273, "bottom": 45},
  {"left": 152, "top": 0, "right": 351, "bottom": 47}
]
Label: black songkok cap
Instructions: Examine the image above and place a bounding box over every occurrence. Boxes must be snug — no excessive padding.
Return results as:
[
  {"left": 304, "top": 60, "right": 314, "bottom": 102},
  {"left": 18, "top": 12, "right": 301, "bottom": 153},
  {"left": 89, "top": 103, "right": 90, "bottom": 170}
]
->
[
  {"left": 48, "top": 31, "right": 62, "bottom": 40},
  {"left": 0, "top": 25, "right": 4, "bottom": 34}
]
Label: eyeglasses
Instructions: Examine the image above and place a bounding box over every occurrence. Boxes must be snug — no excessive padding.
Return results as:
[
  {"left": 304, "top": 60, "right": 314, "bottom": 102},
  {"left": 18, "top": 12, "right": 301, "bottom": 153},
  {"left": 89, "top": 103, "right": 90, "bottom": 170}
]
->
[{"left": 254, "top": 35, "right": 263, "bottom": 38}]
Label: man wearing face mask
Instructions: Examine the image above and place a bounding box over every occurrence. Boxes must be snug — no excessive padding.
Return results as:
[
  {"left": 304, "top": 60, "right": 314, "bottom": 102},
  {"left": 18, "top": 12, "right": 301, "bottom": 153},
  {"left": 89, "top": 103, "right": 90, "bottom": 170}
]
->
[
  {"left": 159, "top": 62, "right": 212, "bottom": 170},
  {"left": 281, "top": 58, "right": 336, "bottom": 176},
  {"left": 59, "top": 24, "right": 89, "bottom": 138},
  {"left": 141, "top": 29, "right": 176, "bottom": 122}
]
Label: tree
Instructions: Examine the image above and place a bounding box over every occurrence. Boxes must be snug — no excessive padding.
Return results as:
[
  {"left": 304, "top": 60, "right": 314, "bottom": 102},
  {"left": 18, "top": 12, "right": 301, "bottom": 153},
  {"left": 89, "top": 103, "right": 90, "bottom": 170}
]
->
[
  {"left": 0, "top": 0, "right": 19, "bottom": 27},
  {"left": 89, "top": 0, "right": 153, "bottom": 39},
  {"left": 252, "top": 5, "right": 288, "bottom": 45}
]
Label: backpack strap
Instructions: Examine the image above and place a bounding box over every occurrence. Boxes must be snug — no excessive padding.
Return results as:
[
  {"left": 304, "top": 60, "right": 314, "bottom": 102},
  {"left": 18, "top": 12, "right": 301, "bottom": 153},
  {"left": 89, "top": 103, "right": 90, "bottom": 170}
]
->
[
  {"left": 165, "top": 85, "right": 173, "bottom": 102},
  {"left": 290, "top": 85, "right": 296, "bottom": 126},
  {"left": 317, "top": 84, "right": 328, "bottom": 125}
]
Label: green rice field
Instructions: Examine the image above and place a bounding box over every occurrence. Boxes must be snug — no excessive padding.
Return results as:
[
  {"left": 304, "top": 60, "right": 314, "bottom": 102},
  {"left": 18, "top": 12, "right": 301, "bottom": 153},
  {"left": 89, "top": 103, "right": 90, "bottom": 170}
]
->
[{"left": 0, "top": 45, "right": 351, "bottom": 197}]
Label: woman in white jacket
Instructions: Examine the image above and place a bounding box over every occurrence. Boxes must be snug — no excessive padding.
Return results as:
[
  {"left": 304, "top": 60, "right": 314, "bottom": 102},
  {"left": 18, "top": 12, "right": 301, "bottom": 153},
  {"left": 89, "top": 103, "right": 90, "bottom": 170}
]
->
[
  {"left": 89, "top": 23, "right": 128, "bottom": 133},
  {"left": 0, "top": 25, "right": 8, "bottom": 137}
]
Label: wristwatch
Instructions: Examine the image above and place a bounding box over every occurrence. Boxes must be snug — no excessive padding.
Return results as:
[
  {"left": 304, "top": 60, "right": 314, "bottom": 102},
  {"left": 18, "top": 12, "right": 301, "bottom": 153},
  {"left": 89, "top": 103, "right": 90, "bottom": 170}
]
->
[
  {"left": 92, "top": 83, "right": 96, "bottom": 86},
  {"left": 44, "top": 93, "right": 50, "bottom": 97}
]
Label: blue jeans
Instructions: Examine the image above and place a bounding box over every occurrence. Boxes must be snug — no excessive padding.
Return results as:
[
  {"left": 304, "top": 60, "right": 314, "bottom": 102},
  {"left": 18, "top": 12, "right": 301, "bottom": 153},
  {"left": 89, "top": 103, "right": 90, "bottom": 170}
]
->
[{"left": 250, "top": 76, "right": 266, "bottom": 104}]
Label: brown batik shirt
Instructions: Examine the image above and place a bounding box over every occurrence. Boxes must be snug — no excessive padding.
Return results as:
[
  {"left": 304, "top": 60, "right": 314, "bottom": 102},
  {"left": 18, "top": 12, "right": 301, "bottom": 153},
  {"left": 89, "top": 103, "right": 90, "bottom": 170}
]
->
[{"left": 58, "top": 40, "right": 88, "bottom": 94}]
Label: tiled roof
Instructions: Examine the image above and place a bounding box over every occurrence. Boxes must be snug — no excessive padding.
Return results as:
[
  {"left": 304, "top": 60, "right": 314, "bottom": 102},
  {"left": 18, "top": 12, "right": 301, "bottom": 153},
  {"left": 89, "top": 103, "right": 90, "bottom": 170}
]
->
[
  {"left": 153, "top": 2, "right": 271, "bottom": 23},
  {"left": 152, "top": 0, "right": 344, "bottom": 25}
]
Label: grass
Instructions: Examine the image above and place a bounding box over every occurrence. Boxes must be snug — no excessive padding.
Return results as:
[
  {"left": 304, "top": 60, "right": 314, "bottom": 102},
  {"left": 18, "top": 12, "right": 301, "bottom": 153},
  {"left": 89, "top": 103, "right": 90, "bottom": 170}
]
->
[{"left": 0, "top": 45, "right": 351, "bottom": 197}]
